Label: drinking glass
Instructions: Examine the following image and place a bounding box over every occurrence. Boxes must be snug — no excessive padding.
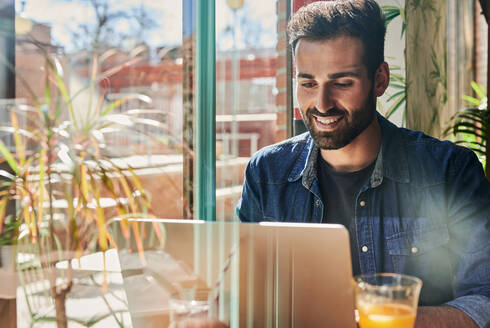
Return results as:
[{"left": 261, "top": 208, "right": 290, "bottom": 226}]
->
[
  {"left": 354, "top": 273, "right": 422, "bottom": 328},
  {"left": 169, "top": 288, "right": 211, "bottom": 326}
]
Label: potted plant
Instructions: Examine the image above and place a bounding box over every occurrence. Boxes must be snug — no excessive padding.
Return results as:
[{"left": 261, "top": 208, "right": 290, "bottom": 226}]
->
[{"left": 0, "top": 44, "right": 165, "bottom": 327}]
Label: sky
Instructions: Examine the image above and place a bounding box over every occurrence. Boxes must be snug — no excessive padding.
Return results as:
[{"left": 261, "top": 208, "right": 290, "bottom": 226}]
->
[{"left": 16, "top": 0, "right": 277, "bottom": 52}]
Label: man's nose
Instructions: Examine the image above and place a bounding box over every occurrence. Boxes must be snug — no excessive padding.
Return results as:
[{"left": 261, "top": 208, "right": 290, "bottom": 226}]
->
[{"left": 316, "top": 84, "right": 335, "bottom": 113}]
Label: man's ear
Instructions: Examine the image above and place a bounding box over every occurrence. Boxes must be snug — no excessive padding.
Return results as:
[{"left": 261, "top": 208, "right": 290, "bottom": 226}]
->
[{"left": 374, "top": 62, "right": 390, "bottom": 97}]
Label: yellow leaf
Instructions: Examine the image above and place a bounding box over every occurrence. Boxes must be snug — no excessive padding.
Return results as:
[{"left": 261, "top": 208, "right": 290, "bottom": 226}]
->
[
  {"left": 23, "top": 192, "right": 31, "bottom": 228},
  {"left": 113, "top": 169, "right": 137, "bottom": 214},
  {"left": 127, "top": 167, "right": 150, "bottom": 209},
  {"left": 30, "top": 211, "right": 37, "bottom": 242},
  {"left": 80, "top": 164, "right": 89, "bottom": 200},
  {"left": 0, "top": 198, "right": 9, "bottom": 235},
  {"left": 10, "top": 112, "right": 25, "bottom": 166},
  {"left": 94, "top": 189, "right": 108, "bottom": 251}
]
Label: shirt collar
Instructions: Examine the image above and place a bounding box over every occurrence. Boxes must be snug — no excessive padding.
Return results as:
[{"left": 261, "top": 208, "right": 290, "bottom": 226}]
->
[
  {"left": 287, "top": 134, "right": 317, "bottom": 184},
  {"left": 376, "top": 113, "right": 410, "bottom": 185},
  {"left": 288, "top": 112, "right": 410, "bottom": 188}
]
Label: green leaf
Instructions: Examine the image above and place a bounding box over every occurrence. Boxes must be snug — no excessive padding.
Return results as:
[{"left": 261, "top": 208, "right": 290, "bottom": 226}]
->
[
  {"left": 390, "top": 73, "right": 405, "bottom": 80},
  {"left": 51, "top": 66, "right": 77, "bottom": 130},
  {"left": 451, "top": 121, "right": 485, "bottom": 134},
  {"left": 54, "top": 88, "right": 62, "bottom": 120},
  {"left": 0, "top": 141, "right": 19, "bottom": 175},
  {"left": 471, "top": 81, "right": 487, "bottom": 99},
  {"left": 452, "top": 127, "right": 484, "bottom": 140},
  {"left": 101, "top": 98, "right": 130, "bottom": 117},
  {"left": 44, "top": 68, "right": 51, "bottom": 113},
  {"left": 0, "top": 198, "right": 9, "bottom": 235},
  {"left": 451, "top": 110, "right": 487, "bottom": 126},
  {"left": 10, "top": 112, "right": 25, "bottom": 167},
  {"left": 382, "top": 6, "right": 401, "bottom": 26},
  {"left": 387, "top": 90, "right": 406, "bottom": 102},
  {"left": 385, "top": 94, "right": 406, "bottom": 119},
  {"left": 389, "top": 83, "right": 406, "bottom": 90},
  {"left": 463, "top": 95, "right": 482, "bottom": 107}
]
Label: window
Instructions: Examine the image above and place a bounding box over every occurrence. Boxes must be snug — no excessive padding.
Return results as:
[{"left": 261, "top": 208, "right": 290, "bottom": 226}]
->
[{"left": 11, "top": 0, "right": 285, "bottom": 221}]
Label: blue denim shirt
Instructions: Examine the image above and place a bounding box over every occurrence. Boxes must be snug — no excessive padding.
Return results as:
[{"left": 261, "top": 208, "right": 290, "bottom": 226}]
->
[{"left": 236, "top": 113, "right": 490, "bottom": 327}]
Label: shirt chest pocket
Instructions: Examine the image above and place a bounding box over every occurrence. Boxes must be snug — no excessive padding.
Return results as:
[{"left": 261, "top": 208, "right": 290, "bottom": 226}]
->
[
  {"left": 386, "top": 224, "right": 453, "bottom": 305},
  {"left": 387, "top": 224, "right": 449, "bottom": 256}
]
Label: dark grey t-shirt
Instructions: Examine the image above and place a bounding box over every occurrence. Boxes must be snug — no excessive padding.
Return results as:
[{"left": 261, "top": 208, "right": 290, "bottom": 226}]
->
[{"left": 317, "top": 156, "right": 375, "bottom": 276}]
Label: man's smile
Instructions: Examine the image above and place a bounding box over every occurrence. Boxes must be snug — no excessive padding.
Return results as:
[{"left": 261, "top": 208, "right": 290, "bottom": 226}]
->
[{"left": 313, "top": 114, "right": 344, "bottom": 130}]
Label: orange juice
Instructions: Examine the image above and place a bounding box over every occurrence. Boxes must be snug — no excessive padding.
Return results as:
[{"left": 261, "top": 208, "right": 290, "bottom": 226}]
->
[{"left": 358, "top": 303, "right": 416, "bottom": 328}]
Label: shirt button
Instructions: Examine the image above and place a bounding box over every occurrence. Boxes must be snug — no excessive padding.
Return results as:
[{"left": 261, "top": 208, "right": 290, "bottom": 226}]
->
[
  {"left": 315, "top": 199, "right": 321, "bottom": 206},
  {"left": 360, "top": 201, "right": 366, "bottom": 207},
  {"left": 411, "top": 247, "right": 419, "bottom": 254},
  {"left": 361, "top": 245, "right": 368, "bottom": 253}
]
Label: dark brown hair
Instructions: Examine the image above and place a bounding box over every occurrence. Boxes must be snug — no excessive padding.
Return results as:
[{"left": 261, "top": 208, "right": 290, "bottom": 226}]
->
[{"left": 287, "top": 0, "right": 386, "bottom": 78}]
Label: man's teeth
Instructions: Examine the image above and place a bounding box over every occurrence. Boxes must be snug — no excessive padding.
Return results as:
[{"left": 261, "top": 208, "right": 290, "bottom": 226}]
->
[{"left": 316, "top": 116, "right": 341, "bottom": 124}]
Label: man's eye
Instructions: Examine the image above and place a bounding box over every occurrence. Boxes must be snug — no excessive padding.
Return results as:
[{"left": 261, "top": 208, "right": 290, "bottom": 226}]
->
[
  {"left": 301, "top": 82, "right": 315, "bottom": 88},
  {"left": 334, "top": 82, "right": 353, "bottom": 88}
]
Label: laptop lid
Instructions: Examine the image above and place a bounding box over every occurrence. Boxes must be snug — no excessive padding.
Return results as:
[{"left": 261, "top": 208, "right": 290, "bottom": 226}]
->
[{"left": 116, "top": 219, "right": 356, "bottom": 328}]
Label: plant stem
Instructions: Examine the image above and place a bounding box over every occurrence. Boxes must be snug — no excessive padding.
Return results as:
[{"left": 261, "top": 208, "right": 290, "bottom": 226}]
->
[
  {"left": 51, "top": 279, "right": 72, "bottom": 328},
  {"left": 45, "top": 122, "right": 72, "bottom": 328},
  {"left": 47, "top": 144, "right": 55, "bottom": 254}
]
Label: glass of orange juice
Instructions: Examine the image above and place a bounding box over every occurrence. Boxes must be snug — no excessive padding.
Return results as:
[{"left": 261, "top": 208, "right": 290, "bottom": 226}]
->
[{"left": 354, "top": 273, "right": 422, "bottom": 328}]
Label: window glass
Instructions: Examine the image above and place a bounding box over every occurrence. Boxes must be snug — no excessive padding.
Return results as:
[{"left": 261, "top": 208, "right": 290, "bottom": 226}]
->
[
  {"left": 215, "top": 0, "right": 279, "bottom": 221},
  {"left": 14, "top": 0, "right": 283, "bottom": 222},
  {"left": 15, "top": 0, "right": 187, "bottom": 219}
]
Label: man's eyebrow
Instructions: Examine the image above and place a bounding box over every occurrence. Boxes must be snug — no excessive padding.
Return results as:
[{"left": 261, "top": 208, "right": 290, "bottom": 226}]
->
[
  {"left": 328, "top": 71, "right": 361, "bottom": 79},
  {"left": 297, "top": 73, "right": 314, "bottom": 79},
  {"left": 296, "top": 71, "right": 362, "bottom": 79}
]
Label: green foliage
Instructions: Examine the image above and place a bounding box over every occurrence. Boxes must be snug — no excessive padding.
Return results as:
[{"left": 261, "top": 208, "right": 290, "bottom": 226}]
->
[
  {"left": 381, "top": 5, "right": 407, "bottom": 123},
  {"left": 384, "top": 66, "right": 407, "bottom": 124},
  {"left": 444, "top": 82, "right": 488, "bottom": 169},
  {"left": 0, "top": 216, "right": 20, "bottom": 246},
  {"left": 382, "top": 5, "right": 406, "bottom": 38}
]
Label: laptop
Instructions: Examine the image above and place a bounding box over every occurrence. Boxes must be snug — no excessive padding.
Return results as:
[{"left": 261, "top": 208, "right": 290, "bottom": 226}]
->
[{"left": 115, "top": 219, "right": 356, "bottom": 328}]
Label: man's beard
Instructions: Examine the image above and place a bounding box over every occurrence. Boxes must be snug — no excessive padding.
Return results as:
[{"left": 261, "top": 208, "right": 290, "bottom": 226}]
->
[{"left": 302, "top": 89, "right": 376, "bottom": 150}]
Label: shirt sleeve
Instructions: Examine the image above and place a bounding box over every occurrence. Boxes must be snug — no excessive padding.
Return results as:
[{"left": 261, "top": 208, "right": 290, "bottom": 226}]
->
[
  {"left": 445, "top": 149, "right": 490, "bottom": 327},
  {"left": 236, "top": 161, "right": 262, "bottom": 222},
  {"left": 445, "top": 295, "right": 490, "bottom": 328}
]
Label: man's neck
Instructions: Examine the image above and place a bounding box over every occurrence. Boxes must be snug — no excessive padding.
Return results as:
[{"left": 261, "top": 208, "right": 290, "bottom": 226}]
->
[{"left": 320, "top": 117, "right": 381, "bottom": 173}]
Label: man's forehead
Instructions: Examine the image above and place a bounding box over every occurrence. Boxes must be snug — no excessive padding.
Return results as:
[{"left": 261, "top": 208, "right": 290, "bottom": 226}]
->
[
  {"left": 294, "top": 36, "right": 364, "bottom": 54},
  {"left": 296, "top": 67, "right": 364, "bottom": 79},
  {"left": 294, "top": 37, "right": 367, "bottom": 78}
]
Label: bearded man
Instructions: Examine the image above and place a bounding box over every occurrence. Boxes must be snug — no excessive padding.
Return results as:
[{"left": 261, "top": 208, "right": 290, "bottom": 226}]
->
[{"left": 236, "top": 1, "right": 490, "bottom": 327}]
